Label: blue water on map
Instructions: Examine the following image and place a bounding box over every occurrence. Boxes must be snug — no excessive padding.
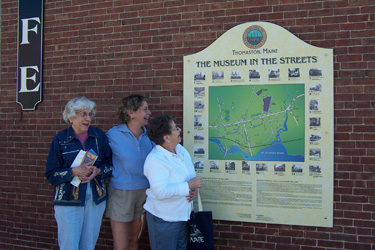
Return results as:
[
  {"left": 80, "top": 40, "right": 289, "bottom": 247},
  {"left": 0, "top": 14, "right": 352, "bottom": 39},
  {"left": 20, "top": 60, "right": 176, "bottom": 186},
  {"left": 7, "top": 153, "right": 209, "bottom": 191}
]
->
[{"left": 209, "top": 138, "right": 304, "bottom": 162}]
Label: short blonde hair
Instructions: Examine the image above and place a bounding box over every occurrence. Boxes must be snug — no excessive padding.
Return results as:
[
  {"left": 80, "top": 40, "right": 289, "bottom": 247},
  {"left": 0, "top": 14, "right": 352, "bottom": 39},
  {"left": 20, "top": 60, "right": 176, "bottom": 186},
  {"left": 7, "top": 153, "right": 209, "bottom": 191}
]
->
[
  {"left": 62, "top": 96, "right": 96, "bottom": 124},
  {"left": 117, "top": 94, "right": 148, "bottom": 124}
]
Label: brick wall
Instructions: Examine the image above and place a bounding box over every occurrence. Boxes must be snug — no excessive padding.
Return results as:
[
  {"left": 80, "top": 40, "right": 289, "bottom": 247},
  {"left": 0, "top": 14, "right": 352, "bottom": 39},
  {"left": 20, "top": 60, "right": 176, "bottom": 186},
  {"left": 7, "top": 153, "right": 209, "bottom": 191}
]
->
[{"left": 1, "top": 0, "right": 374, "bottom": 249}]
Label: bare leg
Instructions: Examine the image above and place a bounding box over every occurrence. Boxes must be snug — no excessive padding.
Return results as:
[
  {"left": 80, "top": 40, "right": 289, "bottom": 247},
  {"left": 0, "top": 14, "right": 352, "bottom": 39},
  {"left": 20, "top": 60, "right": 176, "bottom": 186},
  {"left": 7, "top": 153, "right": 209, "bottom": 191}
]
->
[
  {"left": 128, "top": 217, "right": 142, "bottom": 250},
  {"left": 111, "top": 217, "right": 142, "bottom": 250}
]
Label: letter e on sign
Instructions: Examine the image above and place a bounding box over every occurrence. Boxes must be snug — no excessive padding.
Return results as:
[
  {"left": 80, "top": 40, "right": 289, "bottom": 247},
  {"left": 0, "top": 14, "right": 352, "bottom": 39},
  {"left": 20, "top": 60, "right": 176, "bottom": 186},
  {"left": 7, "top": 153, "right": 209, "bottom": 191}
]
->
[{"left": 17, "top": 0, "right": 44, "bottom": 110}]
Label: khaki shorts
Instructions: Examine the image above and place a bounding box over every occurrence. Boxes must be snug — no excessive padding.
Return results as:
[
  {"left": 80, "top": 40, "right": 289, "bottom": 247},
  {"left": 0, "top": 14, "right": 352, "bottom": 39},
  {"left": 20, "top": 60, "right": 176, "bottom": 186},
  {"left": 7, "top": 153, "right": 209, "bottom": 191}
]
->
[{"left": 106, "top": 186, "right": 147, "bottom": 222}]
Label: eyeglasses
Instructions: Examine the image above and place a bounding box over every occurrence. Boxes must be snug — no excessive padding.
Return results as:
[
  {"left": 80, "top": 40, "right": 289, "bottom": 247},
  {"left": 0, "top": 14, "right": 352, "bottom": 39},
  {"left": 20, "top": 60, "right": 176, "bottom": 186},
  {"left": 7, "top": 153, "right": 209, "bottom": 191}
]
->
[
  {"left": 77, "top": 111, "right": 94, "bottom": 118},
  {"left": 172, "top": 126, "right": 181, "bottom": 132}
]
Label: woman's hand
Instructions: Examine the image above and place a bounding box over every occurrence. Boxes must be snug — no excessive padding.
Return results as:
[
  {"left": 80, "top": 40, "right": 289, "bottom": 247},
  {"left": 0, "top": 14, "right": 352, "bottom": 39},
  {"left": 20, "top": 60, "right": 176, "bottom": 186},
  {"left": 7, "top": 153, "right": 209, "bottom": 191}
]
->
[
  {"left": 186, "top": 188, "right": 198, "bottom": 203},
  {"left": 188, "top": 177, "right": 202, "bottom": 190},
  {"left": 71, "top": 162, "right": 94, "bottom": 178},
  {"left": 80, "top": 166, "right": 102, "bottom": 183},
  {"left": 71, "top": 162, "right": 102, "bottom": 183}
]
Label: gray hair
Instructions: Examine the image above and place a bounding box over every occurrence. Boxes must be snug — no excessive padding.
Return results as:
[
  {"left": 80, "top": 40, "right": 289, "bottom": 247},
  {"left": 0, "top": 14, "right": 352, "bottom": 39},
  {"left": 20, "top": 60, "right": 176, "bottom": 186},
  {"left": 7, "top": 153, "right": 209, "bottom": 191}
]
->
[{"left": 62, "top": 96, "right": 96, "bottom": 124}]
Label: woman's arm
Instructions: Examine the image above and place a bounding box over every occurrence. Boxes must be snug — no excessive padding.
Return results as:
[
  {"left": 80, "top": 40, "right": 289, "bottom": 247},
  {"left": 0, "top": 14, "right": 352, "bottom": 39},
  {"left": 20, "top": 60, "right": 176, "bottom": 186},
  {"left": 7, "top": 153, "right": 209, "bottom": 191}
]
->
[
  {"left": 45, "top": 136, "right": 73, "bottom": 186},
  {"left": 144, "top": 155, "right": 190, "bottom": 201},
  {"left": 94, "top": 132, "right": 113, "bottom": 180},
  {"left": 81, "top": 131, "right": 113, "bottom": 183}
]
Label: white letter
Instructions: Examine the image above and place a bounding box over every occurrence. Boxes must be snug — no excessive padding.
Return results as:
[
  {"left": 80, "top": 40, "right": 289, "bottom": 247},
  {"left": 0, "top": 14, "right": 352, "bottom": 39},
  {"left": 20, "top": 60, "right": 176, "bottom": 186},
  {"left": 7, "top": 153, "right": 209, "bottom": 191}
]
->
[
  {"left": 19, "top": 66, "right": 40, "bottom": 92},
  {"left": 20, "top": 17, "right": 40, "bottom": 45}
]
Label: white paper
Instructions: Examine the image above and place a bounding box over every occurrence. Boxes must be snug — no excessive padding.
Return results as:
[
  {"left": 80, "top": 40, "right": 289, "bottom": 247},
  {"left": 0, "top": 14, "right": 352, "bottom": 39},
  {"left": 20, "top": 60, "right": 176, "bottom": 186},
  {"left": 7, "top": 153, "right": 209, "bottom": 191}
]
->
[{"left": 70, "top": 150, "right": 85, "bottom": 187}]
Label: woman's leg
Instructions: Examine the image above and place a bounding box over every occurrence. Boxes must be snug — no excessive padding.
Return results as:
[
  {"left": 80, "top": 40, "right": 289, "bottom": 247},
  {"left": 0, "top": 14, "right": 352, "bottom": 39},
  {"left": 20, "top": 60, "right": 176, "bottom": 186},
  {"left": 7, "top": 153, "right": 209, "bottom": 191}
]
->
[
  {"left": 54, "top": 205, "right": 84, "bottom": 250},
  {"left": 107, "top": 187, "right": 146, "bottom": 250},
  {"left": 80, "top": 188, "right": 106, "bottom": 250},
  {"left": 176, "top": 220, "right": 189, "bottom": 250},
  {"left": 146, "top": 211, "right": 187, "bottom": 250},
  {"left": 111, "top": 217, "right": 142, "bottom": 250}
]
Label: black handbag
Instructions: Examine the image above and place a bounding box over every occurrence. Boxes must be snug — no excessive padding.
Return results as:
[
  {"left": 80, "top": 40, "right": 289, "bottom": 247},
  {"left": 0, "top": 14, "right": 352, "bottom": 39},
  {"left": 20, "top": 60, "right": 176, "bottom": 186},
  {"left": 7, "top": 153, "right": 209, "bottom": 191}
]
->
[{"left": 188, "top": 191, "right": 214, "bottom": 250}]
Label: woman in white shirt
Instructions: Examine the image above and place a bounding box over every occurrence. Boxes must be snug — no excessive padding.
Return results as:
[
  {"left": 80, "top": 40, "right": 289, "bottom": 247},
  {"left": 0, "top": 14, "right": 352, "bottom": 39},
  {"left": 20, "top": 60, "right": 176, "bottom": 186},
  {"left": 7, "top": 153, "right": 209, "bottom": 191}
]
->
[{"left": 144, "top": 114, "right": 202, "bottom": 250}]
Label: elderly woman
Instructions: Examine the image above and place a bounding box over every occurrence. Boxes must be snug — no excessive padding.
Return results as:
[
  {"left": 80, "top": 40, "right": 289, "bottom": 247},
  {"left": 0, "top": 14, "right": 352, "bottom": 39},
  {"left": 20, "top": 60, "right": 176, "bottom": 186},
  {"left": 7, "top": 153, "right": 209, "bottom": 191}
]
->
[
  {"left": 106, "top": 94, "right": 154, "bottom": 250},
  {"left": 144, "top": 114, "right": 202, "bottom": 250},
  {"left": 45, "top": 96, "right": 113, "bottom": 250}
]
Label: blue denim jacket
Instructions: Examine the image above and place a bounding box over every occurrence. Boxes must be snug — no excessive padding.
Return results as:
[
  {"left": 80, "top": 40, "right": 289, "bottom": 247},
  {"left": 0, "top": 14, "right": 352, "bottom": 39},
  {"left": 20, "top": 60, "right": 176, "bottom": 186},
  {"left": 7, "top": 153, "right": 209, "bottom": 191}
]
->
[{"left": 45, "top": 126, "right": 113, "bottom": 206}]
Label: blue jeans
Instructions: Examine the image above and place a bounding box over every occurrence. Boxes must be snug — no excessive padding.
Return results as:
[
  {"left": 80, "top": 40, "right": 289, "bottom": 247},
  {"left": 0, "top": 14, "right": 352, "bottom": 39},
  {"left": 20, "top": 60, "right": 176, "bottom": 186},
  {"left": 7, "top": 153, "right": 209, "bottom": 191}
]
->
[
  {"left": 54, "top": 187, "right": 105, "bottom": 250},
  {"left": 146, "top": 211, "right": 189, "bottom": 250}
]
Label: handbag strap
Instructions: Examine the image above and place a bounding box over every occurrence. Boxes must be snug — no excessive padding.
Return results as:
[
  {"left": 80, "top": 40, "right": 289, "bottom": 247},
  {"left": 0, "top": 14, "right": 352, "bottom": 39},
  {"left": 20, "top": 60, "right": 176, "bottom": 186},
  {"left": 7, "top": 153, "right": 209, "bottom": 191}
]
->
[{"left": 198, "top": 189, "right": 203, "bottom": 211}]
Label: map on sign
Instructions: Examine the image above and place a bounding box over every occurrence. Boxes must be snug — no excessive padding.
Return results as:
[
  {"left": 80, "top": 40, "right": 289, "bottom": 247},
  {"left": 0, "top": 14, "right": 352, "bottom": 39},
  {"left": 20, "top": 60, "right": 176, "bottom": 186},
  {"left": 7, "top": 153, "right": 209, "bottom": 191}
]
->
[{"left": 208, "top": 84, "right": 305, "bottom": 162}]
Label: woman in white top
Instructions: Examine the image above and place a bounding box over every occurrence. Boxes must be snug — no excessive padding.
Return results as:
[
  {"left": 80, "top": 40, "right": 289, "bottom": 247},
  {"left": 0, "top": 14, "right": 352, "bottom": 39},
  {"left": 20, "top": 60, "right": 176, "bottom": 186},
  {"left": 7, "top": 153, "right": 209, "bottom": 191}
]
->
[{"left": 143, "top": 114, "right": 202, "bottom": 250}]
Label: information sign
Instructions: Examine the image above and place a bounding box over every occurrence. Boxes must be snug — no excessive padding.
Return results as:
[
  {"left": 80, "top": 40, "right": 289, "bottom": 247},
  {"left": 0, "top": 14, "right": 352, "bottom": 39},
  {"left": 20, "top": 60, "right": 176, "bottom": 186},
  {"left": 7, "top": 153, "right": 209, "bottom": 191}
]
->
[{"left": 183, "top": 22, "right": 334, "bottom": 227}]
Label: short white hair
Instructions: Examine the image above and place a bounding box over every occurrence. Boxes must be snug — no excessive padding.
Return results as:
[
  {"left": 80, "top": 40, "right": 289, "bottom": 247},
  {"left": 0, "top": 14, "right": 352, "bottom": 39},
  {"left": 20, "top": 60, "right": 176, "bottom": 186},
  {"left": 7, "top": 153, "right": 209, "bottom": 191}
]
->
[{"left": 62, "top": 96, "right": 96, "bottom": 124}]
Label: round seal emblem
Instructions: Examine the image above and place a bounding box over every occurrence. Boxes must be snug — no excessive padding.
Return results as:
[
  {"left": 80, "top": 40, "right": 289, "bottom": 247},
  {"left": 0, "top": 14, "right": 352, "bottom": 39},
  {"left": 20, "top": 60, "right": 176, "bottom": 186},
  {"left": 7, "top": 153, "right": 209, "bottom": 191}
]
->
[{"left": 243, "top": 25, "right": 267, "bottom": 49}]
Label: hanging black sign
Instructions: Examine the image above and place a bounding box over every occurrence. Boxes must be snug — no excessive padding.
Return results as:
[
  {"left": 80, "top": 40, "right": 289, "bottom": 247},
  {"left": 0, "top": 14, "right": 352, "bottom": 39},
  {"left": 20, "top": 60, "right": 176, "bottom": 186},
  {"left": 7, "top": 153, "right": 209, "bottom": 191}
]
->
[{"left": 17, "top": 0, "right": 43, "bottom": 110}]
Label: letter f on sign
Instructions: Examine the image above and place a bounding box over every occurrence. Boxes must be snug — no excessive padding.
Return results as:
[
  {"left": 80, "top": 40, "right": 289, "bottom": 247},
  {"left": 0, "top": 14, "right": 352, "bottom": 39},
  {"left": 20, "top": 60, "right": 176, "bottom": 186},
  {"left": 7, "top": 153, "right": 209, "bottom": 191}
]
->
[{"left": 20, "top": 17, "right": 40, "bottom": 45}]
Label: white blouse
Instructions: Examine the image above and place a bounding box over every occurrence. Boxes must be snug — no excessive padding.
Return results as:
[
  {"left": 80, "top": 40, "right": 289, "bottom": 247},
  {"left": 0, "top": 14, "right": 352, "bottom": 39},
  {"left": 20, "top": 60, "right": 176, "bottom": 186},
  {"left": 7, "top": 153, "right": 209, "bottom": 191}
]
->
[{"left": 143, "top": 144, "right": 196, "bottom": 222}]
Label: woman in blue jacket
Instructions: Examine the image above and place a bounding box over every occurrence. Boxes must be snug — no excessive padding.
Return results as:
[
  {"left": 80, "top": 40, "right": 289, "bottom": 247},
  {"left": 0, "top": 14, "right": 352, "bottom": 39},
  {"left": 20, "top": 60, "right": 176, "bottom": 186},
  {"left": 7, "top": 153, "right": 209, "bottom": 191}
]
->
[{"left": 45, "top": 96, "right": 113, "bottom": 250}]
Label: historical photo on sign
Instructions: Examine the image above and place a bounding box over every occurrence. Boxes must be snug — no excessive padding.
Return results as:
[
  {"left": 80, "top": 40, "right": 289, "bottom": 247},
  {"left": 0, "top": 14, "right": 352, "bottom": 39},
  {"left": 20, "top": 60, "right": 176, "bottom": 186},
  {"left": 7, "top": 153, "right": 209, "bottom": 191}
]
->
[
  {"left": 242, "top": 161, "right": 250, "bottom": 171},
  {"left": 309, "top": 149, "right": 321, "bottom": 159},
  {"left": 194, "top": 147, "right": 205, "bottom": 155},
  {"left": 210, "top": 161, "right": 219, "bottom": 170},
  {"left": 194, "top": 115, "right": 202, "bottom": 127},
  {"left": 194, "top": 160, "right": 204, "bottom": 170},
  {"left": 212, "top": 71, "right": 224, "bottom": 80},
  {"left": 194, "top": 87, "right": 205, "bottom": 97},
  {"left": 310, "top": 134, "right": 322, "bottom": 144},
  {"left": 292, "top": 164, "right": 303, "bottom": 173},
  {"left": 249, "top": 69, "right": 260, "bottom": 79},
  {"left": 194, "top": 100, "right": 205, "bottom": 110},
  {"left": 194, "top": 72, "right": 206, "bottom": 81},
  {"left": 310, "top": 117, "right": 321, "bottom": 127},
  {"left": 288, "top": 68, "right": 300, "bottom": 78},
  {"left": 194, "top": 133, "right": 204, "bottom": 142},
  {"left": 310, "top": 99, "right": 319, "bottom": 111},
  {"left": 274, "top": 163, "right": 285, "bottom": 172},
  {"left": 268, "top": 69, "right": 280, "bottom": 78},
  {"left": 309, "top": 164, "right": 321, "bottom": 173},
  {"left": 309, "top": 83, "right": 322, "bottom": 93},
  {"left": 225, "top": 161, "right": 235, "bottom": 170},
  {"left": 231, "top": 70, "right": 241, "bottom": 80},
  {"left": 309, "top": 68, "right": 322, "bottom": 77},
  {"left": 256, "top": 163, "right": 268, "bottom": 172}
]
